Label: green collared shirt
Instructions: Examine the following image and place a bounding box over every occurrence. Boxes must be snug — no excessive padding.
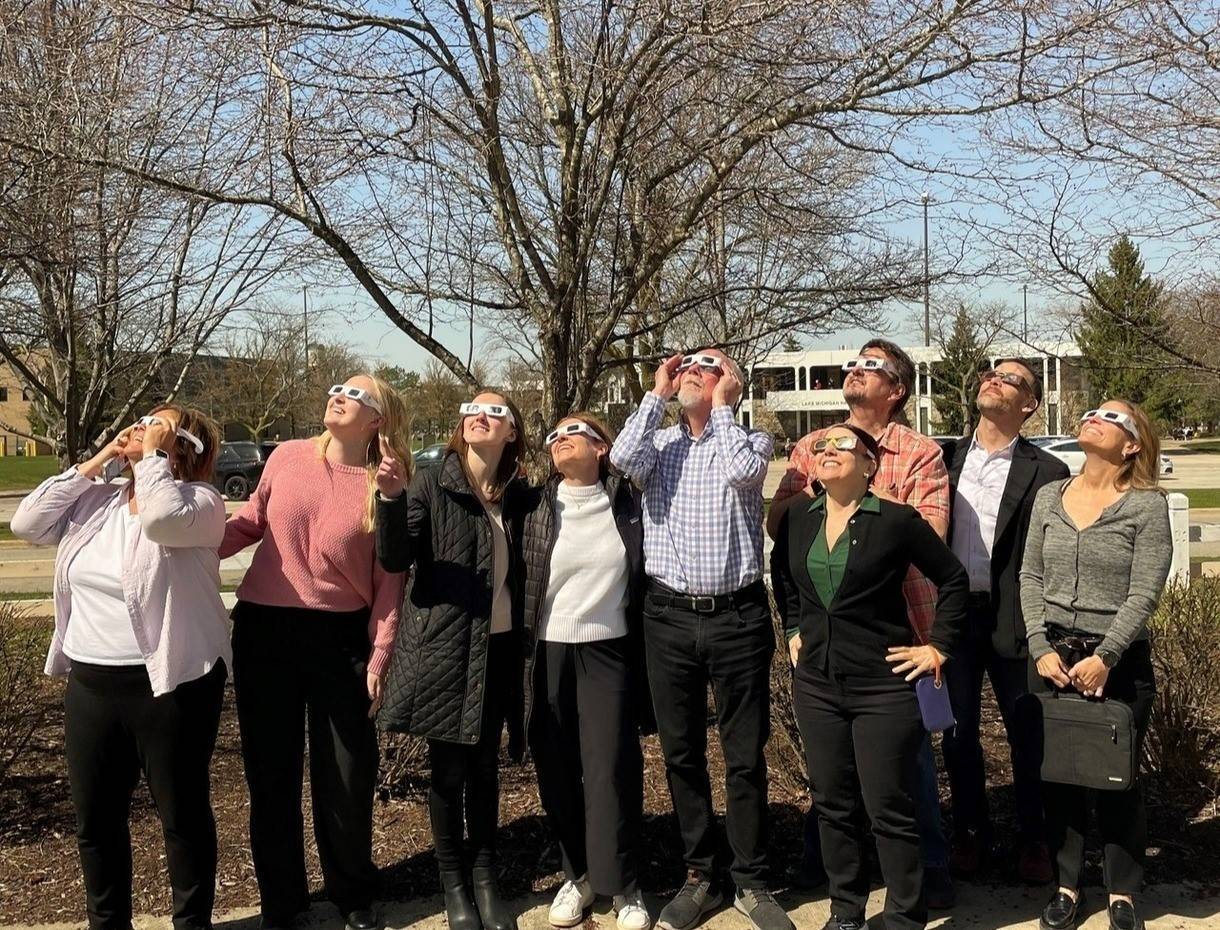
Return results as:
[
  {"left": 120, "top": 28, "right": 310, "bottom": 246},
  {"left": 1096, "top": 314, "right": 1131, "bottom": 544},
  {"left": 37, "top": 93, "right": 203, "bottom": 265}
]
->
[{"left": 786, "top": 493, "right": 881, "bottom": 641}]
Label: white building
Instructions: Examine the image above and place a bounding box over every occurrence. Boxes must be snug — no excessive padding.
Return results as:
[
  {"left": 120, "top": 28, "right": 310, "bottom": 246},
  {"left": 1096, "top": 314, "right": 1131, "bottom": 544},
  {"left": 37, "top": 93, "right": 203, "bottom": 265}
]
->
[{"left": 741, "top": 341, "right": 1087, "bottom": 438}]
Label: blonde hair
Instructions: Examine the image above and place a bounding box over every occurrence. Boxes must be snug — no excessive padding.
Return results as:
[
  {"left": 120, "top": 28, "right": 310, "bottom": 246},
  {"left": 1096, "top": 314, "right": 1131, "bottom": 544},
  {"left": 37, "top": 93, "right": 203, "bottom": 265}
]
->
[
  {"left": 1111, "top": 399, "right": 1161, "bottom": 491},
  {"left": 315, "top": 374, "right": 413, "bottom": 531}
]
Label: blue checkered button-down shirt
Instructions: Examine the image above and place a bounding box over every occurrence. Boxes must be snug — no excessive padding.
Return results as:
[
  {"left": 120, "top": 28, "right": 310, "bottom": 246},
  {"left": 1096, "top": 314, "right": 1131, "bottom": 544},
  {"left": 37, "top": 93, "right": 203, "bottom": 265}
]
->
[{"left": 610, "top": 392, "right": 773, "bottom": 596}]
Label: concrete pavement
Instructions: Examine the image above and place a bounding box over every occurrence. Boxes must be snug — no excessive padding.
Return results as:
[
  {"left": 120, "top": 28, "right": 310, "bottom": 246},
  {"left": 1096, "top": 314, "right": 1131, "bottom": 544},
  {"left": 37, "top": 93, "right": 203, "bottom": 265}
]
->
[{"left": 7, "top": 883, "right": 1219, "bottom": 930}]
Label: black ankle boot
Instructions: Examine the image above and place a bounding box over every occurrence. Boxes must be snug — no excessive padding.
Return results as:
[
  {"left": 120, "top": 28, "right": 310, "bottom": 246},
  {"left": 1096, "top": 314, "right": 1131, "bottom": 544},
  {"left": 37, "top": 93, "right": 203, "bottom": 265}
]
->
[
  {"left": 440, "top": 869, "right": 482, "bottom": 930},
  {"left": 471, "top": 866, "right": 517, "bottom": 930}
]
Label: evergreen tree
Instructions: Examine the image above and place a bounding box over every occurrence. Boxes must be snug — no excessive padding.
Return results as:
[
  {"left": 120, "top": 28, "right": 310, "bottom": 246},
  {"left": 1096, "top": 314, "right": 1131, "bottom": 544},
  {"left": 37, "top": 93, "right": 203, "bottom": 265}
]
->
[
  {"left": 1077, "top": 236, "right": 1184, "bottom": 425},
  {"left": 930, "top": 304, "right": 988, "bottom": 436},
  {"left": 781, "top": 334, "right": 802, "bottom": 353}
]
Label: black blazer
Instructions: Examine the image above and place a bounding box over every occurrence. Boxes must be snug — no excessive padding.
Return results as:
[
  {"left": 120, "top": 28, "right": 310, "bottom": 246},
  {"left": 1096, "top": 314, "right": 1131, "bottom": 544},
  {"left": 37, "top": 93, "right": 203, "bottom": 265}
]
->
[
  {"left": 771, "top": 493, "right": 968, "bottom": 679},
  {"left": 946, "top": 436, "right": 1070, "bottom": 659}
]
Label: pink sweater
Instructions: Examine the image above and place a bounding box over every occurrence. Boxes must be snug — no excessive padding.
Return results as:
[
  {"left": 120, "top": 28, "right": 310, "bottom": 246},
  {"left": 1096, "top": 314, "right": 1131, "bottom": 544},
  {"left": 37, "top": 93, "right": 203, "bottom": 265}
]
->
[{"left": 220, "top": 440, "right": 404, "bottom": 677}]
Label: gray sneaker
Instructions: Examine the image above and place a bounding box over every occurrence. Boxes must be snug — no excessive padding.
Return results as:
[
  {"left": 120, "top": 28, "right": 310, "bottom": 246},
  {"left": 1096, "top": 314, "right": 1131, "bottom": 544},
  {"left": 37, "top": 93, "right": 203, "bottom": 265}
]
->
[
  {"left": 733, "top": 888, "right": 795, "bottom": 930},
  {"left": 656, "top": 873, "right": 723, "bottom": 930}
]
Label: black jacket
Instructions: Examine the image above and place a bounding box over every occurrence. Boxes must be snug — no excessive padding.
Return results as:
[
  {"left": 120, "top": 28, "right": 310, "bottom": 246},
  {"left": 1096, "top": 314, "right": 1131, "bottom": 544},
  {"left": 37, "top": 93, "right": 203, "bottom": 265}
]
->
[
  {"left": 771, "top": 493, "right": 968, "bottom": 679},
  {"left": 374, "top": 450, "right": 528, "bottom": 758},
  {"left": 946, "top": 436, "right": 1070, "bottom": 659},
  {"left": 519, "top": 473, "right": 654, "bottom": 740}
]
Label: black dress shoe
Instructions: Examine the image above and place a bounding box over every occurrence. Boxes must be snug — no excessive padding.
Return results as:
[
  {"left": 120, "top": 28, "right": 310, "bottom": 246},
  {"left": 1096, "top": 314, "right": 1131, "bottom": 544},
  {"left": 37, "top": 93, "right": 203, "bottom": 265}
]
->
[
  {"left": 471, "top": 865, "right": 517, "bottom": 930},
  {"left": 1040, "top": 891, "right": 1083, "bottom": 930},
  {"left": 440, "top": 869, "right": 482, "bottom": 930},
  {"left": 344, "top": 908, "right": 381, "bottom": 930},
  {"left": 1108, "top": 899, "right": 1143, "bottom": 930},
  {"left": 821, "top": 916, "right": 865, "bottom": 930}
]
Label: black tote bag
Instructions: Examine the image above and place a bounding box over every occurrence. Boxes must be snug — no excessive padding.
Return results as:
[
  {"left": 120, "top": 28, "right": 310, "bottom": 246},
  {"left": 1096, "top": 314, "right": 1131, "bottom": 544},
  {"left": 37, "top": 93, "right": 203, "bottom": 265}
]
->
[{"left": 1037, "top": 690, "right": 1137, "bottom": 791}]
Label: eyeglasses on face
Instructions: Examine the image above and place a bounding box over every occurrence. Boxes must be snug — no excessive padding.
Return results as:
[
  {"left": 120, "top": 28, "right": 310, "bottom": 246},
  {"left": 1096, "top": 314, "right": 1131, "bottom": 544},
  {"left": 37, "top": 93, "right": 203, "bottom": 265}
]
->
[
  {"left": 812, "top": 435, "right": 875, "bottom": 459},
  {"left": 328, "top": 384, "right": 383, "bottom": 414},
  {"left": 545, "top": 421, "right": 605, "bottom": 447},
  {"left": 1081, "top": 408, "right": 1140, "bottom": 442},
  {"left": 979, "top": 369, "right": 1031, "bottom": 391},
  {"left": 841, "top": 356, "right": 897, "bottom": 378},
  {"left": 677, "top": 353, "right": 723, "bottom": 375},
  {"left": 459, "top": 402, "right": 516, "bottom": 425},
  {"left": 137, "top": 416, "right": 205, "bottom": 454}
]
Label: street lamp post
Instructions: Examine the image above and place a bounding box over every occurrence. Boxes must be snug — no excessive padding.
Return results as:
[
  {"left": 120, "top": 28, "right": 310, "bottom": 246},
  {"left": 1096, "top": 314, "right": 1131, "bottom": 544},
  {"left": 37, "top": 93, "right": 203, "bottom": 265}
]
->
[
  {"left": 302, "top": 284, "right": 310, "bottom": 370},
  {"left": 922, "top": 192, "right": 930, "bottom": 347},
  {"left": 1022, "top": 283, "right": 1028, "bottom": 341}
]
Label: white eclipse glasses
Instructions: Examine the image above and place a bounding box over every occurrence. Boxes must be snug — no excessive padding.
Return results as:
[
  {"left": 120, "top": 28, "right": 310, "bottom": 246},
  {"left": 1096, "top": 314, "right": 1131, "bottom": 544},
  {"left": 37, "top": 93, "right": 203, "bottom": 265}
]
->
[
  {"left": 812, "top": 435, "right": 876, "bottom": 460},
  {"left": 677, "top": 353, "right": 724, "bottom": 374},
  {"left": 137, "top": 416, "right": 205, "bottom": 454},
  {"left": 1081, "top": 408, "right": 1140, "bottom": 443},
  {"left": 328, "top": 384, "right": 382, "bottom": 414},
  {"left": 459, "top": 402, "right": 516, "bottom": 425},
  {"left": 841, "top": 356, "right": 898, "bottom": 378},
  {"left": 545, "top": 421, "right": 606, "bottom": 447}
]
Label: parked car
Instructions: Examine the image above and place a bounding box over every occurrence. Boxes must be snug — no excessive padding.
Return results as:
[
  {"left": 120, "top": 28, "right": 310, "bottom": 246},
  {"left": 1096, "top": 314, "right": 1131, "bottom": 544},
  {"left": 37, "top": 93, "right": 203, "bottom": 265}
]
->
[
  {"left": 1040, "top": 438, "right": 1087, "bottom": 475},
  {"left": 213, "top": 441, "right": 276, "bottom": 501},
  {"left": 413, "top": 443, "right": 446, "bottom": 469},
  {"left": 1160, "top": 453, "right": 1173, "bottom": 476}
]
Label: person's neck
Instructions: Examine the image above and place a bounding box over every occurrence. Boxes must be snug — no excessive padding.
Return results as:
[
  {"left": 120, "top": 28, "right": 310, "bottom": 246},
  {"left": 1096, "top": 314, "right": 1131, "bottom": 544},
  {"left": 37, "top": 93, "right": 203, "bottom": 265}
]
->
[
  {"left": 466, "top": 444, "right": 504, "bottom": 498},
  {"left": 1077, "top": 457, "right": 1124, "bottom": 493},
  {"left": 325, "top": 430, "right": 371, "bottom": 467},
  {"left": 974, "top": 415, "right": 1020, "bottom": 454},
  {"left": 823, "top": 480, "right": 866, "bottom": 514},
  {"left": 846, "top": 405, "right": 890, "bottom": 438},
  {"left": 560, "top": 462, "right": 601, "bottom": 487},
  {"left": 683, "top": 403, "right": 712, "bottom": 438}
]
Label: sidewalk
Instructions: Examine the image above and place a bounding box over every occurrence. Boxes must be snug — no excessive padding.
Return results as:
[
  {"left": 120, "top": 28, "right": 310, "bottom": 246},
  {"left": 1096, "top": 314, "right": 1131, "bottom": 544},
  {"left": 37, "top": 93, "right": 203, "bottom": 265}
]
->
[{"left": 8, "top": 884, "right": 1220, "bottom": 930}]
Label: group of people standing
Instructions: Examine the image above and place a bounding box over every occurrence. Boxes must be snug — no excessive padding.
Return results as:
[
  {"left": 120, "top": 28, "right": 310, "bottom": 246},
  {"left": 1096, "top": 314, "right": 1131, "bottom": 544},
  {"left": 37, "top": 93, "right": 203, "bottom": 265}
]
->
[{"left": 13, "top": 337, "right": 1172, "bottom": 930}]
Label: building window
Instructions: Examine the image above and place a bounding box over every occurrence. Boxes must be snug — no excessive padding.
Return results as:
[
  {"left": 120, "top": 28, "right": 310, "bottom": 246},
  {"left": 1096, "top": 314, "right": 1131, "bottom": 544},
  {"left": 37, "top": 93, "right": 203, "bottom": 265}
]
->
[
  {"left": 0, "top": 388, "right": 7, "bottom": 402},
  {"left": 798, "top": 368, "right": 807, "bottom": 391},
  {"left": 741, "top": 411, "right": 751, "bottom": 428}
]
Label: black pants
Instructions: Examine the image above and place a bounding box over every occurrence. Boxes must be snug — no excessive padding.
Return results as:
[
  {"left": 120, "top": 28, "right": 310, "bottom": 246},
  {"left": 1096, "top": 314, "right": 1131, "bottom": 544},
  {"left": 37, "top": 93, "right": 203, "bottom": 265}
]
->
[
  {"left": 794, "top": 665, "right": 926, "bottom": 930},
  {"left": 1029, "top": 638, "right": 1155, "bottom": 894},
  {"left": 942, "top": 598, "right": 1044, "bottom": 841},
  {"left": 428, "top": 630, "right": 517, "bottom": 874},
  {"left": 643, "top": 580, "right": 773, "bottom": 890},
  {"left": 65, "top": 661, "right": 226, "bottom": 930},
  {"left": 529, "top": 637, "right": 643, "bottom": 896},
  {"left": 231, "top": 602, "right": 379, "bottom": 921}
]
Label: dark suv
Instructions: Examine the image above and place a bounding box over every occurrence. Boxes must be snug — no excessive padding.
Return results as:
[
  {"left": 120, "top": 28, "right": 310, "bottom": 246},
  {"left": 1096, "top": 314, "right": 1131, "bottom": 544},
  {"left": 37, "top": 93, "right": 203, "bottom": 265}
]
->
[{"left": 213, "top": 441, "right": 277, "bottom": 501}]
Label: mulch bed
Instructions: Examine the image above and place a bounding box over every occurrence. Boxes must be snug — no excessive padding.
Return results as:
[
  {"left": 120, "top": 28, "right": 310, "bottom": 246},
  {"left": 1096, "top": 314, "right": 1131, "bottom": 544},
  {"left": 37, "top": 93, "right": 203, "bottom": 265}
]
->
[{"left": 1, "top": 681, "right": 1216, "bottom": 924}]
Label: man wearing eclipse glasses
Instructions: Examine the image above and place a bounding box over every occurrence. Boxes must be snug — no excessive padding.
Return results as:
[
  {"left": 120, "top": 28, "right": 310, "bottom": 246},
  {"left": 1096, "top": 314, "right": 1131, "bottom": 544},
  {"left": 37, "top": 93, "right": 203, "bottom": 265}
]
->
[
  {"left": 767, "top": 338, "right": 957, "bottom": 909},
  {"left": 940, "top": 360, "right": 1067, "bottom": 886},
  {"left": 611, "top": 349, "right": 792, "bottom": 930}
]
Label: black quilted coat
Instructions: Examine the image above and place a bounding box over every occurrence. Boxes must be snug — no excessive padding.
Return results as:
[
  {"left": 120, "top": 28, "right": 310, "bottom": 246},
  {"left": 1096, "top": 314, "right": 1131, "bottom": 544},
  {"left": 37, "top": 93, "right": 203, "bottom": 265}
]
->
[
  {"left": 374, "top": 450, "right": 528, "bottom": 758},
  {"left": 519, "top": 472, "right": 655, "bottom": 742}
]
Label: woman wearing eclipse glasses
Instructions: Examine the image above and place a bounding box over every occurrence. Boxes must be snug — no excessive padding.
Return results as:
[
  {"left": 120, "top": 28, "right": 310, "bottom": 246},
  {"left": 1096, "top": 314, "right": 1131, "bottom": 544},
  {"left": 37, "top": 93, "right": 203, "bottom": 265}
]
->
[
  {"left": 374, "top": 391, "right": 529, "bottom": 930},
  {"left": 1020, "top": 400, "right": 1171, "bottom": 930},
  {"left": 12, "top": 404, "right": 230, "bottom": 930},
  {"left": 219, "top": 375, "right": 410, "bottom": 930},
  {"left": 770, "top": 423, "right": 968, "bottom": 930},
  {"left": 518, "top": 413, "right": 652, "bottom": 930}
]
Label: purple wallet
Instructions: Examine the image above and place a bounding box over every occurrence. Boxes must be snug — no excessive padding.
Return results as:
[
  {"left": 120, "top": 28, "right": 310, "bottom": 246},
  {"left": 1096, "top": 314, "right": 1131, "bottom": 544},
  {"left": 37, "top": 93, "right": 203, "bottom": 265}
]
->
[{"left": 916, "top": 673, "right": 956, "bottom": 732}]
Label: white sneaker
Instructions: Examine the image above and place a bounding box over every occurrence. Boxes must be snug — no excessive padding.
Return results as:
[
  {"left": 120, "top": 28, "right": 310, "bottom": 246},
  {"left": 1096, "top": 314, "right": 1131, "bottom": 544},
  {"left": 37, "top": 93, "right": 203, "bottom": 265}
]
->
[
  {"left": 549, "top": 876, "right": 594, "bottom": 927},
  {"left": 615, "top": 889, "right": 652, "bottom": 930}
]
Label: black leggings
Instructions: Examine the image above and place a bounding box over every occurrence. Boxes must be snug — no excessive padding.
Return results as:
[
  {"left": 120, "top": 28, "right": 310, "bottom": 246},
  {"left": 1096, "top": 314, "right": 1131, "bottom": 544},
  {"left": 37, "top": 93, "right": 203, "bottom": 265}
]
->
[
  {"left": 428, "top": 630, "right": 517, "bottom": 873},
  {"left": 65, "top": 661, "right": 226, "bottom": 930}
]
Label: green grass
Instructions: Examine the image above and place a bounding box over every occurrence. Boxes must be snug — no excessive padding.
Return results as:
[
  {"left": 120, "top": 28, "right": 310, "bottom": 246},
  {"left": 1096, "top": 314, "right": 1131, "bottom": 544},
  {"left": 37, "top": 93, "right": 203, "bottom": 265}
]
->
[
  {"left": 0, "top": 456, "right": 57, "bottom": 491},
  {"left": 1172, "top": 440, "right": 1220, "bottom": 454},
  {"left": 1178, "top": 488, "right": 1220, "bottom": 509},
  {"left": 0, "top": 523, "right": 14, "bottom": 542}
]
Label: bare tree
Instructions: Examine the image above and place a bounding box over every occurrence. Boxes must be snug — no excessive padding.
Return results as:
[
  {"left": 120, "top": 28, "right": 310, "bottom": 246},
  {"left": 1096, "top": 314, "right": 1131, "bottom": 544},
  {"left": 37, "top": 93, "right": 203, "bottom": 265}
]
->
[
  {"left": 0, "top": 1, "right": 287, "bottom": 463},
  {"left": 36, "top": 0, "right": 1142, "bottom": 427}
]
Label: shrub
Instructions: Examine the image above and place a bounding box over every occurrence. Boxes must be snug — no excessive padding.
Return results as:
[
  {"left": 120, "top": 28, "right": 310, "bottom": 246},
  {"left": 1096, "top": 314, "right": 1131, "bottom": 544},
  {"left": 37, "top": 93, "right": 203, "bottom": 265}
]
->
[
  {"left": 0, "top": 605, "right": 52, "bottom": 782},
  {"left": 1146, "top": 577, "right": 1220, "bottom": 797},
  {"left": 377, "top": 730, "right": 429, "bottom": 799}
]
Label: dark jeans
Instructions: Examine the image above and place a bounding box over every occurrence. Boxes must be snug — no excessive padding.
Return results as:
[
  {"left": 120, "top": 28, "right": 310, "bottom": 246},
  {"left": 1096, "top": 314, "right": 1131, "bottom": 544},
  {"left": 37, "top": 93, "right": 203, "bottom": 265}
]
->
[
  {"left": 795, "top": 665, "right": 926, "bottom": 930},
  {"left": 1029, "top": 636, "right": 1155, "bottom": 894},
  {"left": 231, "top": 602, "right": 379, "bottom": 922},
  {"left": 942, "top": 598, "right": 1044, "bottom": 841},
  {"left": 65, "top": 661, "right": 226, "bottom": 930},
  {"left": 529, "top": 637, "right": 643, "bottom": 896},
  {"left": 427, "top": 630, "right": 517, "bottom": 874},
  {"left": 643, "top": 580, "right": 774, "bottom": 890}
]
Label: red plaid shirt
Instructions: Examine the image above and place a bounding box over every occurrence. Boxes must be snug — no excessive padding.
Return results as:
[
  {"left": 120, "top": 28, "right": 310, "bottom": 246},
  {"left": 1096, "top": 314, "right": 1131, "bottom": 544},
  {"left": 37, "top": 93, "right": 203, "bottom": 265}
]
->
[{"left": 774, "top": 422, "right": 950, "bottom": 642}]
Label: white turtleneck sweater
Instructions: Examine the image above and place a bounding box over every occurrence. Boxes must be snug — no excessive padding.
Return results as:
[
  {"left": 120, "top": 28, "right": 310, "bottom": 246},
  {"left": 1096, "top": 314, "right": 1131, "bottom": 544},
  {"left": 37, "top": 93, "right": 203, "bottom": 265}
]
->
[{"left": 540, "top": 480, "right": 630, "bottom": 643}]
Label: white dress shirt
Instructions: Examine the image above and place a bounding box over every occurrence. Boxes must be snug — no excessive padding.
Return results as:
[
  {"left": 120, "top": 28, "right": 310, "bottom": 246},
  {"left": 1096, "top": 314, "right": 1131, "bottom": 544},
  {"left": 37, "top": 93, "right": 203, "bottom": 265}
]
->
[{"left": 952, "top": 433, "right": 1017, "bottom": 593}]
